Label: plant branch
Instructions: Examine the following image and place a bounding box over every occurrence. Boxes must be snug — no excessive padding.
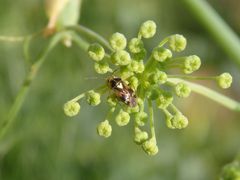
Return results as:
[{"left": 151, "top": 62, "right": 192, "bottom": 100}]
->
[
  {"left": 180, "top": 0, "right": 240, "bottom": 65},
  {"left": 148, "top": 100, "right": 155, "bottom": 138},
  {"left": 167, "top": 78, "right": 240, "bottom": 112},
  {"left": 66, "top": 25, "right": 113, "bottom": 51},
  {"left": 0, "top": 36, "right": 25, "bottom": 42},
  {"left": 70, "top": 31, "right": 90, "bottom": 51},
  {"left": 0, "top": 32, "right": 64, "bottom": 140}
]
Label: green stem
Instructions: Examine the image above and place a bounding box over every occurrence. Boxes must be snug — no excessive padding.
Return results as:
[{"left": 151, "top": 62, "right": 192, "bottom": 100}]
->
[
  {"left": 69, "top": 93, "right": 86, "bottom": 103},
  {"left": 0, "top": 30, "right": 42, "bottom": 43},
  {"left": 106, "top": 107, "right": 116, "bottom": 121},
  {"left": 147, "top": 99, "right": 155, "bottom": 138},
  {"left": 158, "top": 37, "right": 169, "bottom": 47},
  {"left": 0, "top": 36, "right": 25, "bottom": 42},
  {"left": 165, "top": 57, "right": 186, "bottom": 64},
  {"left": 0, "top": 32, "right": 64, "bottom": 140},
  {"left": 143, "top": 56, "right": 156, "bottom": 76},
  {"left": 170, "top": 104, "right": 180, "bottom": 114},
  {"left": 180, "top": 0, "right": 240, "bottom": 65},
  {"left": 66, "top": 25, "right": 113, "bottom": 51},
  {"left": 68, "top": 85, "right": 107, "bottom": 103},
  {"left": 71, "top": 31, "right": 112, "bottom": 64},
  {"left": 23, "top": 36, "right": 32, "bottom": 69},
  {"left": 167, "top": 78, "right": 240, "bottom": 112},
  {"left": 70, "top": 31, "right": 89, "bottom": 51},
  {"left": 164, "top": 64, "right": 183, "bottom": 69},
  {"left": 23, "top": 30, "right": 43, "bottom": 69},
  {"left": 168, "top": 75, "right": 216, "bottom": 80}
]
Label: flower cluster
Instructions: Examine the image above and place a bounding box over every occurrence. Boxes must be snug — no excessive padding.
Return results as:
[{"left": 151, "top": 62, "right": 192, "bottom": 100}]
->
[
  {"left": 220, "top": 158, "right": 240, "bottom": 180},
  {"left": 63, "top": 20, "right": 233, "bottom": 156}
]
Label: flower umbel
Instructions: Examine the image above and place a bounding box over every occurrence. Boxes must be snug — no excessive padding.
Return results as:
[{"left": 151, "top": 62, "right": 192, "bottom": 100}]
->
[{"left": 64, "top": 20, "right": 234, "bottom": 156}]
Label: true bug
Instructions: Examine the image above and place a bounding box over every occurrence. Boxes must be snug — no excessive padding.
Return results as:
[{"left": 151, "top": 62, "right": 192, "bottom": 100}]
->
[{"left": 107, "top": 76, "right": 137, "bottom": 107}]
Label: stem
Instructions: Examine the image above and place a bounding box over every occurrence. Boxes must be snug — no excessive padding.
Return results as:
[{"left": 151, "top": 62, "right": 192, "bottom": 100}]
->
[
  {"left": 69, "top": 93, "right": 86, "bottom": 103},
  {"left": 0, "top": 32, "right": 64, "bottom": 140},
  {"left": 180, "top": 0, "right": 240, "bottom": 65},
  {"left": 106, "top": 107, "right": 116, "bottom": 120},
  {"left": 0, "top": 36, "right": 25, "bottom": 42},
  {"left": 66, "top": 25, "right": 113, "bottom": 51},
  {"left": 164, "top": 64, "right": 183, "bottom": 69},
  {"left": 22, "top": 30, "right": 43, "bottom": 69},
  {"left": 168, "top": 75, "right": 216, "bottom": 80},
  {"left": 0, "top": 30, "right": 43, "bottom": 43},
  {"left": 158, "top": 37, "right": 169, "bottom": 47},
  {"left": 143, "top": 56, "right": 156, "bottom": 76},
  {"left": 170, "top": 104, "right": 180, "bottom": 114},
  {"left": 71, "top": 31, "right": 112, "bottom": 63},
  {"left": 70, "top": 31, "right": 89, "bottom": 51},
  {"left": 148, "top": 99, "right": 155, "bottom": 137},
  {"left": 23, "top": 36, "right": 32, "bottom": 69},
  {"left": 68, "top": 84, "right": 107, "bottom": 103},
  {"left": 165, "top": 57, "right": 186, "bottom": 65},
  {"left": 167, "top": 78, "right": 240, "bottom": 112}
]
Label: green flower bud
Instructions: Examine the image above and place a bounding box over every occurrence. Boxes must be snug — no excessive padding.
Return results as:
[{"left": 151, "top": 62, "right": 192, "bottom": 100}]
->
[
  {"left": 94, "top": 62, "right": 112, "bottom": 74},
  {"left": 63, "top": 101, "right": 80, "bottom": 117},
  {"left": 88, "top": 43, "right": 105, "bottom": 61},
  {"left": 115, "top": 109, "right": 130, "bottom": 126},
  {"left": 128, "top": 38, "right": 144, "bottom": 53},
  {"left": 128, "top": 76, "right": 139, "bottom": 90},
  {"left": 107, "top": 95, "right": 117, "bottom": 107},
  {"left": 148, "top": 71, "right": 167, "bottom": 85},
  {"left": 128, "top": 60, "right": 145, "bottom": 74},
  {"left": 220, "top": 161, "right": 240, "bottom": 180},
  {"left": 152, "top": 47, "right": 172, "bottom": 62},
  {"left": 109, "top": 32, "right": 127, "bottom": 51},
  {"left": 111, "top": 50, "right": 131, "bottom": 66},
  {"left": 86, "top": 90, "right": 101, "bottom": 106},
  {"left": 134, "top": 127, "right": 148, "bottom": 144},
  {"left": 132, "top": 49, "right": 147, "bottom": 61},
  {"left": 184, "top": 55, "right": 201, "bottom": 74},
  {"left": 171, "top": 113, "right": 188, "bottom": 129},
  {"left": 97, "top": 120, "right": 112, "bottom": 138},
  {"left": 135, "top": 111, "right": 148, "bottom": 126},
  {"left": 168, "top": 34, "right": 187, "bottom": 52},
  {"left": 142, "top": 138, "right": 158, "bottom": 156},
  {"left": 139, "top": 20, "right": 157, "bottom": 39},
  {"left": 175, "top": 82, "right": 191, "bottom": 98},
  {"left": 217, "top": 72, "right": 233, "bottom": 89},
  {"left": 156, "top": 91, "right": 173, "bottom": 109}
]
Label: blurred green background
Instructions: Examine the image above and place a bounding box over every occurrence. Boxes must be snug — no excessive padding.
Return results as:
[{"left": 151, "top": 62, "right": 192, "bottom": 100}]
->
[{"left": 0, "top": 0, "right": 240, "bottom": 179}]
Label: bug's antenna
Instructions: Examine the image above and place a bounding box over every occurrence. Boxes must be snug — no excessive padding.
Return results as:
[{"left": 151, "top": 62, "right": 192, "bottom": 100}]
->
[
  {"left": 84, "top": 77, "right": 106, "bottom": 80},
  {"left": 110, "top": 68, "right": 120, "bottom": 77}
]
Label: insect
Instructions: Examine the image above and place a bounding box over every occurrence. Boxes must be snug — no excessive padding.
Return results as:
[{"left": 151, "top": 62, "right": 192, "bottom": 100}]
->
[{"left": 107, "top": 76, "right": 137, "bottom": 107}]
